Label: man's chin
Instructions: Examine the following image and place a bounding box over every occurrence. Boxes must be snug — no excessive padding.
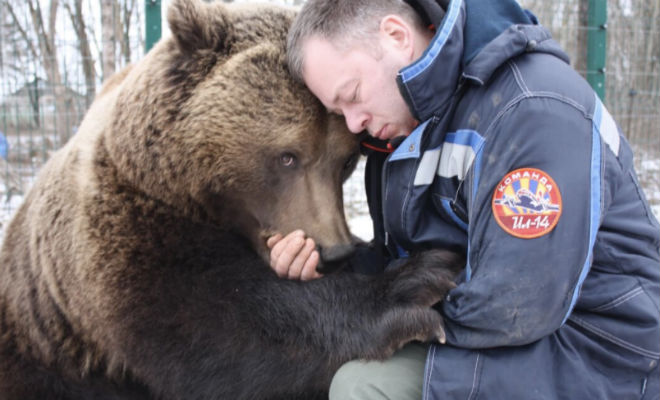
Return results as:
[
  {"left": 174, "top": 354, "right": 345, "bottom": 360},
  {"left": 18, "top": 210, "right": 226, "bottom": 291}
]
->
[
  {"left": 387, "top": 130, "right": 411, "bottom": 141},
  {"left": 369, "top": 124, "right": 412, "bottom": 141}
]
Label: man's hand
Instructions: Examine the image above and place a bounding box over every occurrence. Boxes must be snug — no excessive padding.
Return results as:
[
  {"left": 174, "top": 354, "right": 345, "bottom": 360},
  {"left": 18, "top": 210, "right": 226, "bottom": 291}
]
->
[{"left": 267, "top": 230, "right": 322, "bottom": 281}]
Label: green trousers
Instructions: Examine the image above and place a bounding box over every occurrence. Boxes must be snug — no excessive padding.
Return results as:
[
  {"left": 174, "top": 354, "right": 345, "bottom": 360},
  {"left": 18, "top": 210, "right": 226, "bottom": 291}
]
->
[{"left": 329, "top": 343, "right": 429, "bottom": 400}]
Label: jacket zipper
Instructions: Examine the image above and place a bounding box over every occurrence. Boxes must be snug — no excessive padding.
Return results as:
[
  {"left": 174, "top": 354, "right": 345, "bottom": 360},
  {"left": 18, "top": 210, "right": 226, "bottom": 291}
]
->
[{"left": 380, "top": 118, "right": 441, "bottom": 254}]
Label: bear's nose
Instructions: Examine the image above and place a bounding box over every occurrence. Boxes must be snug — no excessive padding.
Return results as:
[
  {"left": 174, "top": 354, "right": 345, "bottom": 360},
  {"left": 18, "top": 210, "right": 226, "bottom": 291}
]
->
[{"left": 316, "top": 244, "right": 356, "bottom": 274}]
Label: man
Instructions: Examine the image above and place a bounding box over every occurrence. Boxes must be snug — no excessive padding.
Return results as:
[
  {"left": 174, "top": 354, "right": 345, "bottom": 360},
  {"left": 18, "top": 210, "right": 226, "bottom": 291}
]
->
[{"left": 268, "top": 0, "right": 660, "bottom": 398}]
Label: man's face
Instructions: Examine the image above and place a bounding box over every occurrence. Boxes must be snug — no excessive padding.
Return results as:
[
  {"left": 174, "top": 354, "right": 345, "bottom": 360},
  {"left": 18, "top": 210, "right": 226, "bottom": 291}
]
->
[{"left": 301, "top": 35, "right": 418, "bottom": 141}]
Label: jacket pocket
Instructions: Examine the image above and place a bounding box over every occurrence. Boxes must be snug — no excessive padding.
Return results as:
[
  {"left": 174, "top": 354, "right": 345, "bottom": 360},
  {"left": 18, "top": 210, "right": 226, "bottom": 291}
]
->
[
  {"left": 570, "top": 285, "right": 660, "bottom": 368},
  {"left": 432, "top": 194, "right": 468, "bottom": 232}
]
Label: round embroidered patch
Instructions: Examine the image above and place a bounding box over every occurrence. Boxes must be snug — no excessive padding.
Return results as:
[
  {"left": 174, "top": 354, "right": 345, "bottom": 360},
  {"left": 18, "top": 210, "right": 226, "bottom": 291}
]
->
[{"left": 492, "top": 168, "right": 562, "bottom": 239}]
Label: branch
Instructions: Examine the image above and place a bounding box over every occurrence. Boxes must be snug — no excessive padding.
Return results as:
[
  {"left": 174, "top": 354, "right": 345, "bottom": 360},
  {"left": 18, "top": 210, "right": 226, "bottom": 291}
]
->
[
  {"left": 2, "top": 0, "right": 39, "bottom": 59},
  {"left": 26, "top": 0, "right": 49, "bottom": 63},
  {"left": 63, "top": 2, "right": 76, "bottom": 31},
  {"left": 47, "top": 0, "right": 60, "bottom": 55},
  {"left": 65, "top": 0, "right": 96, "bottom": 103},
  {"left": 122, "top": 0, "right": 136, "bottom": 62}
]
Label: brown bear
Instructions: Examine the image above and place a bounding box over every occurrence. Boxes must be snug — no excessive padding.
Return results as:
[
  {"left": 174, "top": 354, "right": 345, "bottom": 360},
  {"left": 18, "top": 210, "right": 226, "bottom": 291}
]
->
[{"left": 0, "top": 0, "right": 461, "bottom": 399}]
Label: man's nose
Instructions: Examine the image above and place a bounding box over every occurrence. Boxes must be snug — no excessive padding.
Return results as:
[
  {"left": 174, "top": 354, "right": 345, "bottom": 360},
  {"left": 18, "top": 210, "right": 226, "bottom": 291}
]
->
[{"left": 344, "top": 108, "right": 369, "bottom": 134}]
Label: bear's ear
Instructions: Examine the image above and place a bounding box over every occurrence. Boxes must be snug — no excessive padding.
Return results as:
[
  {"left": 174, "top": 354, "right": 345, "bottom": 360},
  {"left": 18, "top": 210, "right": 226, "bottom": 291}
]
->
[{"left": 167, "top": 0, "right": 233, "bottom": 53}]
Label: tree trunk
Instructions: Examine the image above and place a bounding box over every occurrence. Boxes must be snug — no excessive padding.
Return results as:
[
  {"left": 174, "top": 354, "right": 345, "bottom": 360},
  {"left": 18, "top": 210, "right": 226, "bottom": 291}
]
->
[
  {"left": 2, "top": 0, "right": 40, "bottom": 126},
  {"left": 575, "top": 0, "right": 589, "bottom": 77},
  {"left": 101, "top": 0, "right": 117, "bottom": 81},
  {"left": 640, "top": 0, "right": 660, "bottom": 144},
  {"left": 26, "top": 0, "right": 72, "bottom": 146},
  {"left": 118, "top": 0, "right": 136, "bottom": 65},
  {"left": 66, "top": 0, "right": 96, "bottom": 107}
]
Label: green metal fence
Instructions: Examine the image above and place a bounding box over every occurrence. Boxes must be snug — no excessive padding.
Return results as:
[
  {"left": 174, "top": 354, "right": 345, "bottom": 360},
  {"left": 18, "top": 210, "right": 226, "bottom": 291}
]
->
[
  {"left": 586, "top": 0, "right": 607, "bottom": 99},
  {"left": 1, "top": 0, "right": 659, "bottom": 236},
  {"left": 145, "top": 0, "right": 162, "bottom": 52}
]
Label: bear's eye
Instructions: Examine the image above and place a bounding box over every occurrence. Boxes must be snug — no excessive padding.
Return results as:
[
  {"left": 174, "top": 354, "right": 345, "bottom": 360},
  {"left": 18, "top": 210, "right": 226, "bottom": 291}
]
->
[{"left": 280, "top": 153, "right": 297, "bottom": 168}]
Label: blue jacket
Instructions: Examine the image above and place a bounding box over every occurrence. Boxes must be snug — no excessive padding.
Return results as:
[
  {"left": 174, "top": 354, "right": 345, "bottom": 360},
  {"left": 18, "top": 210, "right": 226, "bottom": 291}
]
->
[{"left": 362, "top": 0, "right": 660, "bottom": 398}]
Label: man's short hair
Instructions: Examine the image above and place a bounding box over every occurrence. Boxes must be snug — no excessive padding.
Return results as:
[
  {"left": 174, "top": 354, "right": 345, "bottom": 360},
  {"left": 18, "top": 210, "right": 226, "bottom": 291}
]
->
[{"left": 287, "top": 0, "right": 425, "bottom": 82}]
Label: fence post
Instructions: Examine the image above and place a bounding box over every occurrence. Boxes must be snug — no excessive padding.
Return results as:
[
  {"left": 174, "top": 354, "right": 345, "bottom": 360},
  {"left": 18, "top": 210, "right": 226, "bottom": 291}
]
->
[
  {"left": 587, "top": 0, "right": 607, "bottom": 100},
  {"left": 145, "top": 0, "right": 162, "bottom": 53}
]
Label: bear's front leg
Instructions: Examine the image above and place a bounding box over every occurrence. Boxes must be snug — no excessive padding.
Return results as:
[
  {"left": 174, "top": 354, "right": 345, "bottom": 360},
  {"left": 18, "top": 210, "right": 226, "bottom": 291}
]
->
[{"left": 89, "top": 228, "right": 462, "bottom": 400}]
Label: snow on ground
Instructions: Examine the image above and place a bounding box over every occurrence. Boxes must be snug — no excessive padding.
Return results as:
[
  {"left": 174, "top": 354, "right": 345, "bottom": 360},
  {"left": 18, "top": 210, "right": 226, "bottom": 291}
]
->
[
  {"left": 0, "top": 187, "right": 23, "bottom": 245},
  {"left": 343, "top": 157, "right": 374, "bottom": 241}
]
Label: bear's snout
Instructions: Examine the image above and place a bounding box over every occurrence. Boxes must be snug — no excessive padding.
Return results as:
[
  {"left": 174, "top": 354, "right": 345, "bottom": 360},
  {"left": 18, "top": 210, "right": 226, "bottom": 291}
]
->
[{"left": 316, "top": 244, "right": 356, "bottom": 274}]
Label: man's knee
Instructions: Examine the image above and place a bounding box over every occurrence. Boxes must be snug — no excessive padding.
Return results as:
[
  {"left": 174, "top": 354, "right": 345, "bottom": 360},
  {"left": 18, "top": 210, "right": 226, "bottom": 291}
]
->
[
  {"left": 328, "top": 343, "right": 428, "bottom": 400},
  {"left": 329, "top": 360, "right": 385, "bottom": 400}
]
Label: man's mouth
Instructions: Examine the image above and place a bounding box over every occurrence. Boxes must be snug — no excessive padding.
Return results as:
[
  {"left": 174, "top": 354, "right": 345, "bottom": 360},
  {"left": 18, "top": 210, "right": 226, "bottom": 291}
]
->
[{"left": 374, "top": 124, "right": 388, "bottom": 140}]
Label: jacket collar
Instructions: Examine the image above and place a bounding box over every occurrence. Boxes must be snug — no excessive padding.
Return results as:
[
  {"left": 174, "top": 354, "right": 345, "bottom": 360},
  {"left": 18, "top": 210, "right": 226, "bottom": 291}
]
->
[
  {"left": 397, "top": 0, "right": 565, "bottom": 122},
  {"left": 397, "top": 0, "right": 465, "bottom": 122}
]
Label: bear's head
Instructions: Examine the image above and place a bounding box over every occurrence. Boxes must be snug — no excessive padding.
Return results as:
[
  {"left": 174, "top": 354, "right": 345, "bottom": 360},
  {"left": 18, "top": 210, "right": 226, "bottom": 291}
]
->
[{"left": 104, "top": 0, "right": 360, "bottom": 269}]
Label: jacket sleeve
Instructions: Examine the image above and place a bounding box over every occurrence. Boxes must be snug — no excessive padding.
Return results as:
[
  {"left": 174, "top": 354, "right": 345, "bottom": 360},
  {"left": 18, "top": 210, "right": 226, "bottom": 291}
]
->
[{"left": 441, "top": 96, "right": 602, "bottom": 348}]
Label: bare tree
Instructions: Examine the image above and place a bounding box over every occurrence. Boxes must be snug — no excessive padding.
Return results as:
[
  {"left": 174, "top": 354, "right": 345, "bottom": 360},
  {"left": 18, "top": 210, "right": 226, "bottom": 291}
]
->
[
  {"left": 3, "top": 0, "right": 74, "bottom": 145},
  {"left": 639, "top": 0, "right": 660, "bottom": 143},
  {"left": 100, "top": 0, "right": 137, "bottom": 80},
  {"left": 101, "top": 0, "right": 116, "bottom": 80},
  {"left": 118, "top": 0, "right": 138, "bottom": 65},
  {"left": 64, "top": 0, "right": 96, "bottom": 107},
  {"left": 1, "top": 0, "right": 40, "bottom": 78},
  {"left": 574, "top": 0, "right": 589, "bottom": 76}
]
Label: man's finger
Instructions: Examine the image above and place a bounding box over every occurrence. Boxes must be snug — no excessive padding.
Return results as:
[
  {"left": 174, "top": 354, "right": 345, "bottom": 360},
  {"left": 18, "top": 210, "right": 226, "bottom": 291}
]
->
[
  {"left": 287, "top": 238, "right": 316, "bottom": 279},
  {"left": 267, "top": 233, "right": 283, "bottom": 249},
  {"left": 270, "top": 231, "right": 303, "bottom": 266},
  {"left": 273, "top": 235, "right": 306, "bottom": 277},
  {"left": 300, "top": 250, "right": 321, "bottom": 281}
]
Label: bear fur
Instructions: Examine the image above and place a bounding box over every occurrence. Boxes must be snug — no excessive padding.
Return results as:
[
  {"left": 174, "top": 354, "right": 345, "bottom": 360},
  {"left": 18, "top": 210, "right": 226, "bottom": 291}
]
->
[{"left": 0, "top": 0, "right": 461, "bottom": 398}]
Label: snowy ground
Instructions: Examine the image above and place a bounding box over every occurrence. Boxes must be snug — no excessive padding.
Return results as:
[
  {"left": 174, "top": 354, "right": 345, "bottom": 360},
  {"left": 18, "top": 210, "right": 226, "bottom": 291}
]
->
[
  {"left": 0, "top": 186, "right": 24, "bottom": 244},
  {"left": 637, "top": 158, "right": 660, "bottom": 219},
  {"left": 2, "top": 155, "right": 660, "bottom": 246},
  {"left": 343, "top": 158, "right": 374, "bottom": 241}
]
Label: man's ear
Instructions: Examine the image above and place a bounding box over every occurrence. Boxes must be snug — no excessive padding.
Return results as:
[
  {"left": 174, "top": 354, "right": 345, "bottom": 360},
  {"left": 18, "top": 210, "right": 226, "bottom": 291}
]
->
[
  {"left": 378, "top": 15, "right": 415, "bottom": 59},
  {"left": 167, "top": 0, "right": 234, "bottom": 54}
]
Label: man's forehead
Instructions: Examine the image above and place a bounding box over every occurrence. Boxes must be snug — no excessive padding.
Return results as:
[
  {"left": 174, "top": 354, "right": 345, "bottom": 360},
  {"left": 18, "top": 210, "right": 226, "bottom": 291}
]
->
[
  {"left": 302, "top": 39, "right": 352, "bottom": 103},
  {"left": 302, "top": 35, "right": 343, "bottom": 57}
]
